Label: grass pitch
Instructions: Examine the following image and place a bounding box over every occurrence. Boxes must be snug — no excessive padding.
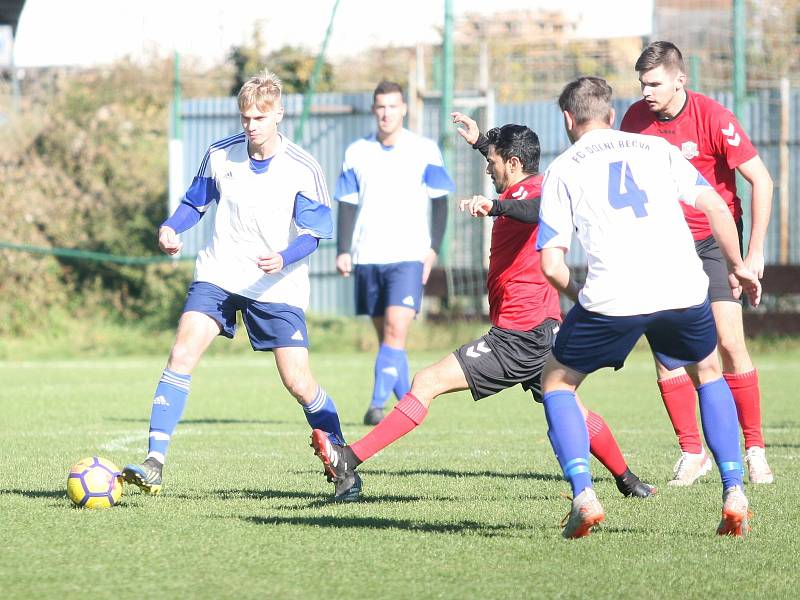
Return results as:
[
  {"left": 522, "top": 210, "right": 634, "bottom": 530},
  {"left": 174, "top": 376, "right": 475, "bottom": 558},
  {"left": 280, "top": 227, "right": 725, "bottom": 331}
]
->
[{"left": 1, "top": 347, "right": 798, "bottom": 598}]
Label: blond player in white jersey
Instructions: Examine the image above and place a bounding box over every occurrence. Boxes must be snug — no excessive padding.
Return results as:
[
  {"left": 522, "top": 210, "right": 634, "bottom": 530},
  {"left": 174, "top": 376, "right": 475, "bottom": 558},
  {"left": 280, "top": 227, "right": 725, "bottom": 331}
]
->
[
  {"left": 535, "top": 76, "right": 760, "bottom": 539},
  {"left": 121, "top": 70, "right": 353, "bottom": 498}
]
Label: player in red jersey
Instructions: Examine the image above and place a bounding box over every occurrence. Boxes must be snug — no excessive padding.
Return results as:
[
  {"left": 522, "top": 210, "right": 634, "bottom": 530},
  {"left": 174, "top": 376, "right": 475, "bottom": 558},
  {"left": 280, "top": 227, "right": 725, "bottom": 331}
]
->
[
  {"left": 621, "top": 41, "right": 774, "bottom": 485},
  {"left": 309, "top": 113, "right": 655, "bottom": 501}
]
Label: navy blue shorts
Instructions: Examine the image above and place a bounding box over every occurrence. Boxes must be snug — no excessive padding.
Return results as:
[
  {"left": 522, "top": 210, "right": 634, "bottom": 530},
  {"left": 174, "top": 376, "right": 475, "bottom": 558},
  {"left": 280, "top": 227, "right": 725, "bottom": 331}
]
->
[
  {"left": 553, "top": 298, "right": 717, "bottom": 374},
  {"left": 182, "top": 281, "right": 308, "bottom": 351},
  {"left": 354, "top": 261, "right": 424, "bottom": 317}
]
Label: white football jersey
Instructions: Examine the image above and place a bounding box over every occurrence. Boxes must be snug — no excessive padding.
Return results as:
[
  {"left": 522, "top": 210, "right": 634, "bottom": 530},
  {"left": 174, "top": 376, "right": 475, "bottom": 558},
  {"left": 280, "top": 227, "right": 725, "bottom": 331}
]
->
[
  {"left": 537, "top": 128, "right": 710, "bottom": 316},
  {"left": 184, "top": 132, "right": 332, "bottom": 309},
  {"left": 335, "top": 128, "right": 454, "bottom": 264}
]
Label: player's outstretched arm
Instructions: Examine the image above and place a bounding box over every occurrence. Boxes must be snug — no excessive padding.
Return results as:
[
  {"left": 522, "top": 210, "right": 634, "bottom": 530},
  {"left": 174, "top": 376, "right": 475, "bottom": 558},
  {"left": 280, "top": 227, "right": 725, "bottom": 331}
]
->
[
  {"left": 737, "top": 155, "right": 773, "bottom": 278},
  {"left": 489, "top": 197, "right": 540, "bottom": 224},
  {"left": 459, "top": 195, "right": 493, "bottom": 217},
  {"left": 695, "top": 189, "right": 761, "bottom": 306}
]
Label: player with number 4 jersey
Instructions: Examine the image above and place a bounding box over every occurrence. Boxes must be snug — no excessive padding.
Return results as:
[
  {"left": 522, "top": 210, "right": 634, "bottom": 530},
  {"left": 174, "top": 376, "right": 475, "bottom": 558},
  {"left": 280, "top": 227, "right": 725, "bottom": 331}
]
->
[
  {"left": 540, "top": 131, "right": 709, "bottom": 316},
  {"left": 537, "top": 76, "right": 760, "bottom": 538}
]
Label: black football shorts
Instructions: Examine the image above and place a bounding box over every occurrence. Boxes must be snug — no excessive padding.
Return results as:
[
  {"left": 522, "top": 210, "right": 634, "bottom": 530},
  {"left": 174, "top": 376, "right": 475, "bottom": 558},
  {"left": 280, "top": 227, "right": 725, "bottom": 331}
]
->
[{"left": 453, "top": 318, "right": 560, "bottom": 403}]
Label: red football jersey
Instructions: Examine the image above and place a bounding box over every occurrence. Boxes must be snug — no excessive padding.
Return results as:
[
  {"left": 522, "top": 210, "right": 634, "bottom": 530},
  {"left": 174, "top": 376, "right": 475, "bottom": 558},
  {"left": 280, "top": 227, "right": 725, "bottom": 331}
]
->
[
  {"left": 620, "top": 90, "right": 757, "bottom": 240},
  {"left": 486, "top": 174, "right": 562, "bottom": 330}
]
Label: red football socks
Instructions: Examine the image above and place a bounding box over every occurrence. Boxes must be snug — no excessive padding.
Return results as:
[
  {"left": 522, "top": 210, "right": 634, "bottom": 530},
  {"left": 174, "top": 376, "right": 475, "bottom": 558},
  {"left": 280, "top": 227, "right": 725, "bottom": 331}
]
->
[
  {"left": 350, "top": 393, "right": 428, "bottom": 462},
  {"left": 585, "top": 411, "right": 628, "bottom": 477},
  {"left": 724, "top": 369, "right": 764, "bottom": 449},
  {"left": 658, "top": 374, "right": 703, "bottom": 454}
]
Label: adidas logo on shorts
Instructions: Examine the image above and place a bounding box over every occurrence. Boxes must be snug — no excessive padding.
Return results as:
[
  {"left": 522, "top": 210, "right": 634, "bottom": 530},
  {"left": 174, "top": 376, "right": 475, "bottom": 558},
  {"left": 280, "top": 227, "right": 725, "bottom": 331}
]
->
[
  {"left": 402, "top": 295, "right": 415, "bottom": 307},
  {"left": 291, "top": 330, "right": 305, "bottom": 341}
]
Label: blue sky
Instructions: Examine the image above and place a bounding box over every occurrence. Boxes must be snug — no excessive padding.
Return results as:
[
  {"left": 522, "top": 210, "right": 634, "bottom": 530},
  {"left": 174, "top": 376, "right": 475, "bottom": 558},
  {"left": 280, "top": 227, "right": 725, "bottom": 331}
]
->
[{"left": 13, "top": 0, "right": 654, "bottom": 67}]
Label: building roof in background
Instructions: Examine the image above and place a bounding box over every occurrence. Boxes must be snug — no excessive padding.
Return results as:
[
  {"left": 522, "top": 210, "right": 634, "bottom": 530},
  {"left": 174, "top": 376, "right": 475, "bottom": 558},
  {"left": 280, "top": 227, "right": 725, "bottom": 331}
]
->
[{"left": 0, "top": 0, "right": 26, "bottom": 34}]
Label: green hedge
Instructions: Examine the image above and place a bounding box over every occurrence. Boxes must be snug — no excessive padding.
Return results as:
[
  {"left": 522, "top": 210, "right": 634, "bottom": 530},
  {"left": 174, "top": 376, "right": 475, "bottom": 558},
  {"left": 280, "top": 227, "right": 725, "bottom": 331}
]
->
[{"left": 1, "top": 61, "right": 192, "bottom": 337}]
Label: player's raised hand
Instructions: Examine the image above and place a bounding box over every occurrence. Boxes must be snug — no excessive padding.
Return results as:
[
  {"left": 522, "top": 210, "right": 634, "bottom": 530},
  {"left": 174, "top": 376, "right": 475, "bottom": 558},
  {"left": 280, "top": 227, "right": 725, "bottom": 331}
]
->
[
  {"left": 729, "top": 265, "right": 762, "bottom": 307},
  {"left": 158, "top": 226, "right": 183, "bottom": 255},
  {"left": 336, "top": 253, "right": 352, "bottom": 277},
  {"left": 459, "top": 195, "right": 492, "bottom": 217},
  {"left": 257, "top": 252, "right": 284, "bottom": 274},
  {"left": 451, "top": 112, "right": 480, "bottom": 145}
]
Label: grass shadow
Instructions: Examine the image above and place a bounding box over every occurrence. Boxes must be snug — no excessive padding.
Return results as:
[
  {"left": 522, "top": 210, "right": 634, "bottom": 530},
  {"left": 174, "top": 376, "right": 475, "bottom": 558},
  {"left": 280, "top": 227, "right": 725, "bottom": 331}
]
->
[
  {"left": 0, "top": 488, "right": 66, "bottom": 499},
  {"left": 303, "top": 492, "right": 426, "bottom": 508},
  {"left": 164, "top": 488, "right": 330, "bottom": 501},
  {"left": 106, "top": 417, "right": 290, "bottom": 426},
  {"left": 768, "top": 421, "right": 800, "bottom": 430},
  {"left": 363, "top": 468, "right": 563, "bottom": 482},
  {"left": 165, "top": 487, "right": 425, "bottom": 506},
  {"left": 241, "top": 514, "right": 534, "bottom": 537}
]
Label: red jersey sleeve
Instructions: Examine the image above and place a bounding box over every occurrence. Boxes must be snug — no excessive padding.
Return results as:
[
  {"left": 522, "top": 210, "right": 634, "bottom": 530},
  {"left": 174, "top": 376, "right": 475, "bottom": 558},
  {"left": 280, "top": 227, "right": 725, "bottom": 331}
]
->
[{"left": 703, "top": 99, "right": 758, "bottom": 170}]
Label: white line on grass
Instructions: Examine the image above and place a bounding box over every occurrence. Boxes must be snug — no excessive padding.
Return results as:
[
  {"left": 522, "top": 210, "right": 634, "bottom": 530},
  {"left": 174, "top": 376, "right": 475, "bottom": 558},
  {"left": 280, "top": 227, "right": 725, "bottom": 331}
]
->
[
  {"left": 100, "top": 432, "right": 153, "bottom": 452},
  {"left": 0, "top": 359, "right": 277, "bottom": 369},
  {"left": 98, "top": 427, "right": 300, "bottom": 453}
]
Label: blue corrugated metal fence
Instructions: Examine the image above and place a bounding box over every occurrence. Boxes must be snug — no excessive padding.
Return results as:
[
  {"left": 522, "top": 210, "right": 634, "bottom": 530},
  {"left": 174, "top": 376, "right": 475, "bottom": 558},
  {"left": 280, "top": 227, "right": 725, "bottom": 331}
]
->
[{"left": 173, "top": 90, "right": 800, "bottom": 316}]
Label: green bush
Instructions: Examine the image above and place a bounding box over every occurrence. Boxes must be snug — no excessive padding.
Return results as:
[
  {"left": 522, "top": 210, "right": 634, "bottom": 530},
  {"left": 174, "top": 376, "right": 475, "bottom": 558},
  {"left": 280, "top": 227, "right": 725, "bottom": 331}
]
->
[{"left": 0, "top": 60, "right": 191, "bottom": 337}]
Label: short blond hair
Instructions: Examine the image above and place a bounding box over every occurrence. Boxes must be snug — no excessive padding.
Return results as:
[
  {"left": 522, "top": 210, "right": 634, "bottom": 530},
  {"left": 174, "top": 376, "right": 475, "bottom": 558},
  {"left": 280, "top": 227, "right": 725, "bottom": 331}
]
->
[{"left": 238, "top": 70, "right": 282, "bottom": 112}]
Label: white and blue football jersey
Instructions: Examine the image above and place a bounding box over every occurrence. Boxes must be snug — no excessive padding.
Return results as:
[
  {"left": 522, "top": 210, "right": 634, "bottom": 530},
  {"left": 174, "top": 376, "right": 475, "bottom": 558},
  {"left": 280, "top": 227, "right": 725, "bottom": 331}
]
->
[
  {"left": 537, "top": 128, "right": 710, "bottom": 316},
  {"left": 181, "top": 132, "right": 332, "bottom": 309},
  {"left": 335, "top": 128, "right": 455, "bottom": 264}
]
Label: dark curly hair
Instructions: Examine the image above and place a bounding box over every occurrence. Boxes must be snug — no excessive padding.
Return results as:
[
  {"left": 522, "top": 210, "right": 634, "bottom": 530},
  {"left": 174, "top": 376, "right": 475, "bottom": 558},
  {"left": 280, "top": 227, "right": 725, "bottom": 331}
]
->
[{"left": 484, "top": 124, "right": 540, "bottom": 174}]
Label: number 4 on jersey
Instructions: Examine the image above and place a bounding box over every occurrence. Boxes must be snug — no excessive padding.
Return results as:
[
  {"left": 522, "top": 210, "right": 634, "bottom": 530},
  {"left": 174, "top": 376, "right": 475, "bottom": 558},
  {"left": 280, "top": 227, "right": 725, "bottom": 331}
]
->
[{"left": 608, "top": 161, "right": 649, "bottom": 218}]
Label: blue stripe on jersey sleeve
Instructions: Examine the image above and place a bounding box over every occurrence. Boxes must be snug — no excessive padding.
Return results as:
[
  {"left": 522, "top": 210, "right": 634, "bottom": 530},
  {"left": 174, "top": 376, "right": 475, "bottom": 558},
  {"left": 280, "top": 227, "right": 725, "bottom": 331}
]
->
[
  {"left": 334, "top": 168, "right": 359, "bottom": 203},
  {"left": 279, "top": 234, "right": 320, "bottom": 267},
  {"left": 535, "top": 219, "right": 560, "bottom": 250},
  {"left": 295, "top": 193, "right": 334, "bottom": 239},
  {"left": 184, "top": 176, "right": 219, "bottom": 212},
  {"left": 423, "top": 164, "right": 456, "bottom": 195},
  {"left": 696, "top": 172, "right": 711, "bottom": 187},
  {"left": 162, "top": 202, "right": 203, "bottom": 234}
]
